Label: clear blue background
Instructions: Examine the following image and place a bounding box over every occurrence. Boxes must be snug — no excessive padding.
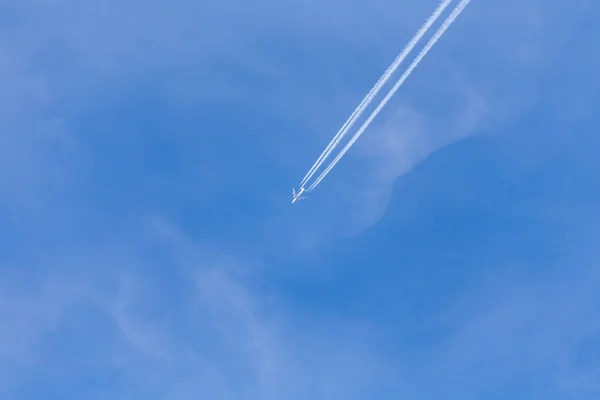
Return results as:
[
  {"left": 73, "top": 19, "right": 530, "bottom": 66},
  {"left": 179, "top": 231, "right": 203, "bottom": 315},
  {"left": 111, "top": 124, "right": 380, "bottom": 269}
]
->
[{"left": 1, "top": 0, "right": 599, "bottom": 398}]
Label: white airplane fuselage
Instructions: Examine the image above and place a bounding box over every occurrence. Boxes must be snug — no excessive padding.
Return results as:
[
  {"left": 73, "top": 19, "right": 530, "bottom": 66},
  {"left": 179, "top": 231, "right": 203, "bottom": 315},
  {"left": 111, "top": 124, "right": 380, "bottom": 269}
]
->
[{"left": 292, "top": 187, "right": 307, "bottom": 203}]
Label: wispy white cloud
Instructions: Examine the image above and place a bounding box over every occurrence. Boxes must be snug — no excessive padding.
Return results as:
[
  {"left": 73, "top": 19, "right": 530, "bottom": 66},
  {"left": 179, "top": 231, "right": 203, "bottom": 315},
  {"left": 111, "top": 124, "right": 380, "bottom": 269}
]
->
[
  {"left": 0, "top": 216, "right": 404, "bottom": 399},
  {"left": 347, "top": 73, "right": 488, "bottom": 231}
]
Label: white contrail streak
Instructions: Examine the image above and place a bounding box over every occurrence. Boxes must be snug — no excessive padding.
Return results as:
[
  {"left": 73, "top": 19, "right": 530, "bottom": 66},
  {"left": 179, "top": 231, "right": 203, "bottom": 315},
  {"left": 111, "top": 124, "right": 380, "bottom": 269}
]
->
[
  {"left": 308, "top": 0, "right": 472, "bottom": 191},
  {"left": 298, "top": 0, "right": 454, "bottom": 189}
]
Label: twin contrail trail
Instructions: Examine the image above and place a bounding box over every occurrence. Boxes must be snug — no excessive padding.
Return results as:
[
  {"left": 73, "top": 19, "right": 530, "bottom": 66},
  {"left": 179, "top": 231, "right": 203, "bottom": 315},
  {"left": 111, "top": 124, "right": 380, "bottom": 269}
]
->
[
  {"left": 294, "top": 0, "right": 472, "bottom": 200},
  {"left": 308, "top": 0, "right": 472, "bottom": 191},
  {"left": 298, "top": 0, "right": 454, "bottom": 189}
]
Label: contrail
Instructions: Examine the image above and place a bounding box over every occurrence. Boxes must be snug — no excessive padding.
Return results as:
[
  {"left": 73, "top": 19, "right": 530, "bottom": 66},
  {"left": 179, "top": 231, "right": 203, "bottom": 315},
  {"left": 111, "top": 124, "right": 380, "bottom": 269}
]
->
[
  {"left": 298, "top": 0, "right": 454, "bottom": 189},
  {"left": 308, "top": 0, "right": 472, "bottom": 191}
]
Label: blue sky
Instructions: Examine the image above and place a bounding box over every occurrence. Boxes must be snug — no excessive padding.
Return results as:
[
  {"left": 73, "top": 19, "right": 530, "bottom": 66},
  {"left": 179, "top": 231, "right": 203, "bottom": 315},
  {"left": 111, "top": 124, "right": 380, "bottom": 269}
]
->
[{"left": 1, "top": 0, "right": 599, "bottom": 398}]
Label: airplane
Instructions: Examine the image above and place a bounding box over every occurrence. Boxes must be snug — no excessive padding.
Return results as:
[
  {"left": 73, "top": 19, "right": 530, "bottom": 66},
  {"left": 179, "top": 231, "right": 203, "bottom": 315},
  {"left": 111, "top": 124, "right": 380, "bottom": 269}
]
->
[{"left": 292, "top": 187, "right": 308, "bottom": 203}]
